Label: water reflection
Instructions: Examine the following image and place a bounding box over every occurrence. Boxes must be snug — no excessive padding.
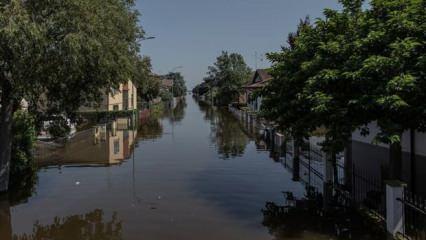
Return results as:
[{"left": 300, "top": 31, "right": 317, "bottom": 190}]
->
[
  {"left": 137, "top": 116, "right": 163, "bottom": 141},
  {"left": 198, "top": 101, "right": 250, "bottom": 159},
  {"left": 12, "top": 209, "right": 122, "bottom": 240},
  {"left": 2, "top": 97, "right": 400, "bottom": 240},
  {"left": 36, "top": 117, "right": 138, "bottom": 167},
  {"left": 261, "top": 191, "right": 385, "bottom": 240}
]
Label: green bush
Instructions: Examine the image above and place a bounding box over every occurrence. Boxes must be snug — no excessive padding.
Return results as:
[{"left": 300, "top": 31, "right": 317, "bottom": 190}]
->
[
  {"left": 10, "top": 110, "right": 37, "bottom": 190},
  {"left": 160, "top": 90, "right": 173, "bottom": 102},
  {"left": 47, "top": 117, "right": 71, "bottom": 138}
]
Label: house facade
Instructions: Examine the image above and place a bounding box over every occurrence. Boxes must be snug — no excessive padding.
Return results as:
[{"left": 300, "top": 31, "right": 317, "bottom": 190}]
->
[
  {"left": 243, "top": 69, "right": 272, "bottom": 112},
  {"left": 79, "top": 80, "right": 138, "bottom": 112}
]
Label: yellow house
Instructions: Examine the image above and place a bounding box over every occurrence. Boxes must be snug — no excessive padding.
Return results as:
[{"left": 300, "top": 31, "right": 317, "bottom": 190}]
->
[{"left": 80, "top": 80, "right": 138, "bottom": 112}]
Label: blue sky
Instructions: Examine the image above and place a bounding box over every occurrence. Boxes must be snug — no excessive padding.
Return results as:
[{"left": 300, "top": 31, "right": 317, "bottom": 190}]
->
[{"left": 135, "top": 0, "right": 341, "bottom": 89}]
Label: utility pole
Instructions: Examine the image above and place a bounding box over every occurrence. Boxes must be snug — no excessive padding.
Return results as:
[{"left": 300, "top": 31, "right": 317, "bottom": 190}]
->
[{"left": 255, "top": 51, "right": 258, "bottom": 70}]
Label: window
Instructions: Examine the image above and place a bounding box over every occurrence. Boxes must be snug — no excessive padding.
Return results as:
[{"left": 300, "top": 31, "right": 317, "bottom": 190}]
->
[
  {"left": 113, "top": 105, "right": 119, "bottom": 111},
  {"left": 113, "top": 140, "right": 120, "bottom": 154}
]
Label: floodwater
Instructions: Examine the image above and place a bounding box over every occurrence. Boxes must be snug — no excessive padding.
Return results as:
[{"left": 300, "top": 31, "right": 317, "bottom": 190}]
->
[{"left": 0, "top": 96, "right": 385, "bottom": 240}]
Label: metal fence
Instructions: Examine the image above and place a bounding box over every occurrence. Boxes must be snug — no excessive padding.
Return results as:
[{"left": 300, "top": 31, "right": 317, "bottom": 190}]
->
[
  {"left": 351, "top": 165, "right": 386, "bottom": 220},
  {"left": 400, "top": 189, "right": 426, "bottom": 240}
]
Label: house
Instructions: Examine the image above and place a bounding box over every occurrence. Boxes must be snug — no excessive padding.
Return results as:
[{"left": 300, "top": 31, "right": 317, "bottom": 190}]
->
[
  {"left": 79, "top": 80, "right": 138, "bottom": 112},
  {"left": 243, "top": 69, "right": 273, "bottom": 112},
  {"left": 161, "top": 78, "right": 174, "bottom": 91}
]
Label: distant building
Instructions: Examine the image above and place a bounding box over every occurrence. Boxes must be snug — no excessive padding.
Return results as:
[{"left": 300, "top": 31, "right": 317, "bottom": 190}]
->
[
  {"left": 79, "top": 80, "right": 138, "bottom": 112},
  {"left": 161, "top": 79, "right": 174, "bottom": 91},
  {"left": 243, "top": 69, "right": 272, "bottom": 111}
]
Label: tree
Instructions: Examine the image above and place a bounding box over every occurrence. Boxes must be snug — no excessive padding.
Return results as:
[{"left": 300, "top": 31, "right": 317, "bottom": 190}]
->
[
  {"left": 203, "top": 51, "right": 252, "bottom": 105},
  {"left": 134, "top": 56, "right": 160, "bottom": 102},
  {"left": 261, "top": 0, "right": 426, "bottom": 183},
  {"left": 0, "top": 0, "right": 143, "bottom": 192},
  {"left": 261, "top": 17, "right": 319, "bottom": 175},
  {"left": 302, "top": 1, "right": 371, "bottom": 184},
  {"left": 164, "top": 72, "right": 187, "bottom": 98},
  {"left": 355, "top": 0, "right": 426, "bottom": 179}
]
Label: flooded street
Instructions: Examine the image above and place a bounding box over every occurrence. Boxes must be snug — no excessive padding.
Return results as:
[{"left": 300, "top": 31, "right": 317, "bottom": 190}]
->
[{"left": 0, "top": 96, "right": 383, "bottom": 240}]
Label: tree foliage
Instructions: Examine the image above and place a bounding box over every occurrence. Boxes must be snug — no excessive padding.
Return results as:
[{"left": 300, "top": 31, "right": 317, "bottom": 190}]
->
[
  {"left": 0, "top": 0, "right": 144, "bottom": 191},
  {"left": 261, "top": 0, "right": 425, "bottom": 179},
  {"left": 134, "top": 56, "right": 161, "bottom": 102},
  {"left": 164, "top": 72, "right": 187, "bottom": 98},
  {"left": 198, "top": 51, "right": 252, "bottom": 105}
]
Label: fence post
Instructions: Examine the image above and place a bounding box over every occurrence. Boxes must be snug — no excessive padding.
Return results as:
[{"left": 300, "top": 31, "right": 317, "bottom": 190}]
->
[{"left": 385, "top": 180, "right": 406, "bottom": 237}]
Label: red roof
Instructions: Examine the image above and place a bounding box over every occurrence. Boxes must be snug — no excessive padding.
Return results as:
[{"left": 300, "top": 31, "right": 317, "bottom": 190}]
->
[
  {"left": 161, "top": 79, "right": 173, "bottom": 88},
  {"left": 244, "top": 69, "right": 272, "bottom": 89}
]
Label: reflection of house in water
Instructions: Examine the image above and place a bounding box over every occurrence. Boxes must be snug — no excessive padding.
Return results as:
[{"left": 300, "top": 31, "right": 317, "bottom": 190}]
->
[{"left": 37, "top": 117, "right": 137, "bottom": 167}]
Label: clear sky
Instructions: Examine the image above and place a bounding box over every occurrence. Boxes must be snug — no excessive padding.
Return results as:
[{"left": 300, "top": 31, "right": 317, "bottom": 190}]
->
[{"left": 135, "top": 0, "right": 341, "bottom": 89}]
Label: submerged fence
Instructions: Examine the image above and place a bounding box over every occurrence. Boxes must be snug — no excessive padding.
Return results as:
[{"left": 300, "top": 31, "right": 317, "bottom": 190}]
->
[{"left": 228, "top": 105, "right": 426, "bottom": 238}]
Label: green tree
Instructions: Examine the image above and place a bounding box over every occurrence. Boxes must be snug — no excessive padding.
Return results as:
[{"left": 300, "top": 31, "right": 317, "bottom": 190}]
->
[
  {"left": 0, "top": 0, "right": 143, "bottom": 192},
  {"left": 164, "top": 72, "right": 187, "bottom": 98},
  {"left": 261, "top": 17, "right": 319, "bottom": 172},
  {"left": 300, "top": 0, "right": 371, "bottom": 179},
  {"left": 355, "top": 0, "right": 426, "bottom": 179},
  {"left": 262, "top": 0, "right": 426, "bottom": 182},
  {"left": 204, "top": 51, "right": 252, "bottom": 105},
  {"left": 135, "top": 56, "right": 161, "bottom": 102}
]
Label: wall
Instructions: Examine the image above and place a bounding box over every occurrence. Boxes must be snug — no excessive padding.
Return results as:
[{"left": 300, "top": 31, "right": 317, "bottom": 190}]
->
[{"left": 352, "top": 122, "right": 426, "bottom": 157}]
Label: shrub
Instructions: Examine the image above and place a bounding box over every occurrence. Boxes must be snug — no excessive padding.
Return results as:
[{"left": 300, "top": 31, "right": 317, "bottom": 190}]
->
[
  {"left": 160, "top": 90, "right": 173, "bottom": 102},
  {"left": 9, "top": 110, "right": 37, "bottom": 190}
]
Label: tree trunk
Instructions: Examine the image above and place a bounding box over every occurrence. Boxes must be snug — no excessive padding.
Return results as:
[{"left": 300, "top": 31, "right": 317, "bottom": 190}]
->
[
  {"left": 0, "top": 81, "right": 14, "bottom": 193},
  {"left": 410, "top": 129, "right": 416, "bottom": 193},
  {"left": 389, "top": 138, "right": 402, "bottom": 180},
  {"left": 0, "top": 195, "right": 12, "bottom": 240}
]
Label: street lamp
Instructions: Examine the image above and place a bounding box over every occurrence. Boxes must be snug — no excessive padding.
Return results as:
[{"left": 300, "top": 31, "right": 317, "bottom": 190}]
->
[{"left": 139, "top": 36, "right": 156, "bottom": 42}]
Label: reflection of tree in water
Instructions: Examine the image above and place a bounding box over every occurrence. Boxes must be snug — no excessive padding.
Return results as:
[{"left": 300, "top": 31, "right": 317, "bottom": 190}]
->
[
  {"left": 13, "top": 209, "right": 122, "bottom": 240},
  {"left": 261, "top": 190, "right": 385, "bottom": 240},
  {"left": 138, "top": 116, "right": 163, "bottom": 141},
  {"left": 171, "top": 98, "right": 187, "bottom": 122},
  {"left": 8, "top": 171, "right": 38, "bottom": 206},
  {"left": 197, "top": 100, "right": 249, "bottom": 159},
  {"left": 164, "top": 98, "right": 187, "bottom": 123},
  {"left": 0, "top": 166, "right": 39, "bottom": 239}
]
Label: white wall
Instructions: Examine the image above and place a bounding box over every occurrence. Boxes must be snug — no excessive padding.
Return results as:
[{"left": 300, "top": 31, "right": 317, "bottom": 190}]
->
[{"left": 352, "top": 122, "right": 426, "bottom": 157}]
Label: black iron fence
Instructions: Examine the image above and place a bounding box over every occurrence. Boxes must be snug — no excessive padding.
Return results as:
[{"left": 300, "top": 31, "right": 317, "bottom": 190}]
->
[
  {"left": 351, "top": 165, "right": 386, "bottom": 220},
  {"left": 400, "top": 189, "right": 426, "bottom": 240}
]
